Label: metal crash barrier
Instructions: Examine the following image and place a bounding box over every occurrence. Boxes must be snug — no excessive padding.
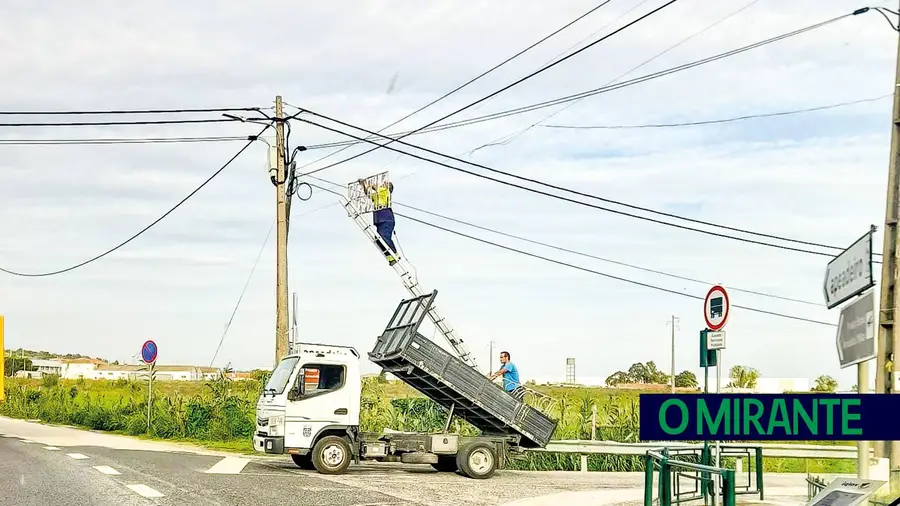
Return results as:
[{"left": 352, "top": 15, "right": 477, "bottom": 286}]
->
[{"left": 644, "top": 445, "right": 764, "bottom": 506}]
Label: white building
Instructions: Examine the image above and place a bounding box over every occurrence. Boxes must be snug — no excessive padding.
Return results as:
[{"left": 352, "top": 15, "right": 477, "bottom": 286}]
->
[
  {"left": 31, "top": 359, "right": 63, "bottom": 376},
  {"left": 754, "top": 377, "right": 810, "bottom": 393}
]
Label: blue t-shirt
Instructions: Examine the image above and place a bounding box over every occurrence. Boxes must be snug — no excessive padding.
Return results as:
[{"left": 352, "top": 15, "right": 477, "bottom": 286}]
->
[{"left": 502, "top": 362, "right": 520, "bottom": 392}]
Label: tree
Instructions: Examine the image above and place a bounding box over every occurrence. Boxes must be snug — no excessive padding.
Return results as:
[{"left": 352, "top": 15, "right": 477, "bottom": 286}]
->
[
  {"left": 812, "top": 375, "right": 839, "bottom": 392},
  {"left": 4, "top": 357, "right": 34, "bottom": 376},
  {"left": 605, "top": 371, "right": 631, "bottom": 386},
  {"left": 727, "top": 365, "right": 759, "bottom": 389},
  {"left": 674, "top": 371, "right": 699, "bottom": 388},
  {"left": 627, "top": 363, "right": 649, "bottom": 383}
]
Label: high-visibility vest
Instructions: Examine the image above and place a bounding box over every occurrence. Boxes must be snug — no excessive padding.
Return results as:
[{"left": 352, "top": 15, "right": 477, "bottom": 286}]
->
[{"left": 370, "top": 185, "right": 391, "bottom": 209}]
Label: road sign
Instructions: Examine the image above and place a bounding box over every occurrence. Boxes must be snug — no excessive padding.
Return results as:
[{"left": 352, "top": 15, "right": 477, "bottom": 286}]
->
[
  {"left": 836, "top": 289, "right": 877, "bottom": 369},
  {"left": 704, "top": 285, "right": 730, "bottom": 331},
  {"left": 824, "top": 227, "right": 875, "bottom": 309},
  {"left": 140, "top": 340, "right": 158, "bottom": 365},
  {"left": 706, "top": 331, "right": 726, "bottom": 350},
  {"left": 805, "top": 477, "right": 885, "bottom": 506}
]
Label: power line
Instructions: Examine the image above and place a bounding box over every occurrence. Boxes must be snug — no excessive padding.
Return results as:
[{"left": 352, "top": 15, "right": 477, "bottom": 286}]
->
[
  {"left": 210, "top": 220, "right": 275, "bottom": 367},
  {"left": 397, "top": 213, "right": 835, "bottom": 327},
  {"left": 307, "top": 173, "right": 822, "bottom": 306},
  {"left": 295, "top": 0, "right": 682, "bottom": 178},
  {"left": 0, "top": 135, "right": 256, "bottom": 146},
  {"left": 296, "top": 115, "right": 845, "bottom": 257},
  {"left": 297, "top": 8, "right": 873, "bottom": 153},
  {"left": 304, "top": 180, "right": 832, "bottom": 327},
  {"left": 0, "top": 118, "right": 242, "bottom": 128},
  {"left": 0, "top": 124, "right": 270, "bottom": 277},
  {"left": 291, "top": 0, "right": 613, "bottom": 171},
  {"left": 0, "top": 106, "right": 262, "bottom": 116},
  {"left": 541, "top": 95, "right": 893, "bottom": 129}
]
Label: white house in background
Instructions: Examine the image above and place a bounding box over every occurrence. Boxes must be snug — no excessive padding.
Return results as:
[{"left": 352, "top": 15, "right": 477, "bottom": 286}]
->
[
  {"left": 60, "top": 358, "right": 107, "bottom": 379},
  {"left": 754, "top": 377, "right": 810, "bottom": 393},
  {"left": 31, "top": 359, "right": 63, "bottom": 376},
  {"left": 92, "top": 364, "right": 219, "bottom": 381}
]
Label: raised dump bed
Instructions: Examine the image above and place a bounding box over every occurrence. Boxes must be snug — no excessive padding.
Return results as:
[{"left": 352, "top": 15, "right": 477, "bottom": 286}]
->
[{"left": 368, "top": 290, "right": 558, "bottom": 448}]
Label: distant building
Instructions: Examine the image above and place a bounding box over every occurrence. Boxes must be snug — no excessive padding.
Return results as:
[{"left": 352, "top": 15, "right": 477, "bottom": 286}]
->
[
  {"left": 754, "top": 377, "right": 810, "bottom": 393},
  {"left": 31, "top": 359, "right": 63, "bottom": 376}
]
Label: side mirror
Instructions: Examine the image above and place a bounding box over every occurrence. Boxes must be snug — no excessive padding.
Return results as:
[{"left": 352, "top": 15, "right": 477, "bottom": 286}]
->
[{"left": 287, "top": 369, "right": 306, "bottom": 401}]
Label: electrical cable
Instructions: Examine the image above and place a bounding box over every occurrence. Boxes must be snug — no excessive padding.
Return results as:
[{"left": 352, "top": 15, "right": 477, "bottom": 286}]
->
[
  {"left": 0, "top": 118, "right": 242, "bottom": 128},
  {"left": 0, "top": 106, "right": 263, "bottom": 116},
  {"left": 0, "top": 124, "right": 270, "bottom": 277},
  {"left": 540, "top": 95, "right": 893, "bottom": 129},
  {"left": 469, "top": 0, "right": 764, "bottom": 154},
  {"left": 295, "top": 0, "right": 682, "bottom": 178},
  {"left": 306, "top": 173, "right": 822, "bottom": 306},
  {"left": 396, "top": 212, "right": 835, "bottom": 327},
  {"left": 297, "top": 114, "right": 852, "bottom": 257},
  {"left": 295, "top": 8, "right": 875, "bottom": 153},
  {"left": 0, "top": 135, "right": 256, "bottom": 146},
  {"left": 210, "top": 219, "right": 276, "bottom": 367},
  {"left": 304, "top": 181, "right": 833, "bottom": 326},
  {"left": 291, "top": 0, "right": 614, "bottom": 171}
]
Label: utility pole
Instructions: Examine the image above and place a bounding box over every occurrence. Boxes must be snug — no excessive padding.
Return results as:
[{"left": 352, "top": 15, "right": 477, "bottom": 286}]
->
[
  {"left": 274, "top": 96, "right": 289, "bottom": 365},
  {"left": 488, "top": 340, "right": 494, "bottom": 375},
  {"left": 876, "top": 16, "right": 900, "bottom": 490},
  {"left": 667, "top": 315, "right": 679, "bottom": 393},
  {"left": 0, "top": 316, "right": 5, "bottom": 402}
]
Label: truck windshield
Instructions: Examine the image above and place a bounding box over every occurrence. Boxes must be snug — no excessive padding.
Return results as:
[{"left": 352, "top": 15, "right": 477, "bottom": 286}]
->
[{"left": 264, "top": 357, "right": 299, "bottom": 395}]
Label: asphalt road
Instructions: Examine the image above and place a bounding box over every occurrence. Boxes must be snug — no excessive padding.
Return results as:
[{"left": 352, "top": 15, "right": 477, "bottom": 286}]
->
[{"left": 0, "top": 416, "right": 814, "bottom": 506}]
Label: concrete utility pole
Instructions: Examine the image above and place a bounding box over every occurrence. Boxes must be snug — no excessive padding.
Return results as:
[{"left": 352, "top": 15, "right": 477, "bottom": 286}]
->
[
  {"left": 0, "top": 316, "right": 5, "bottom": 402},
  {"left": 668, "top": 315, "right": 679, "bottom": 393},
  {"left": 274, "top": 96, "right": 289, "bottom": 365},
  {"left": 876, "top": 18, "right": 900, "bottom": 490}
]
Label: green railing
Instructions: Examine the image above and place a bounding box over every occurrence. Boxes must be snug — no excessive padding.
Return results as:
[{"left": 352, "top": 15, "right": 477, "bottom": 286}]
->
[
  {"left": 644, "top": 445, "right": 764, "bottom": 506},
  {"left": 806, "top": 474, "right": 827, "bottom": 500}
]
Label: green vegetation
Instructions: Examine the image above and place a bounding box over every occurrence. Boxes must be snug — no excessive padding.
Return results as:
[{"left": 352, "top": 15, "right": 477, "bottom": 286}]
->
[{"left": 0, "top": 376, "right": 854, "bottom": 473}]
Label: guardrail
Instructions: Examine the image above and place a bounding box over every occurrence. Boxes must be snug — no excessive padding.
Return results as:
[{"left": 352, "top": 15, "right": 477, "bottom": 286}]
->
[{"left": 531, "top": 440, "right": 864, "bottom": 473}]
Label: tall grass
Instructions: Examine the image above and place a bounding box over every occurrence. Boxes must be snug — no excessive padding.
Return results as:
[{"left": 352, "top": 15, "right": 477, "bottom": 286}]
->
[{"left": 0, "top": 376, "right": 853, "bottom": 473}]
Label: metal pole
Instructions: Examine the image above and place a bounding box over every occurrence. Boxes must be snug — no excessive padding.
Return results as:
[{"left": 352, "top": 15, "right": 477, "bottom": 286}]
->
[
  {"left": 147, "top": 363, "right": 153, "bottom": 431},
  {"left": 671, "top": 315, "right": 676, "bottom": 393},
  {"left": 715, "top": 350, "right": 722, "bottom": 494},
  {"left": 859, "top": 360, "right": 871, "bottom": 480},
  {"left": 0, "top": 316, "right": 5, "bottom": 402}
]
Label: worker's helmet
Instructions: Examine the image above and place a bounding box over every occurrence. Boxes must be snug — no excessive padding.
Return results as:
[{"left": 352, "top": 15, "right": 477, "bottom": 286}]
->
[{"left": 387, "top": 182, "right": 394, "bottom": 192}]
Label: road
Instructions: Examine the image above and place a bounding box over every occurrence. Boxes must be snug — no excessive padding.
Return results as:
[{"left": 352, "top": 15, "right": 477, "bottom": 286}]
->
[{"left": 0, "top": 416, "right": 813, "bottom": 506}]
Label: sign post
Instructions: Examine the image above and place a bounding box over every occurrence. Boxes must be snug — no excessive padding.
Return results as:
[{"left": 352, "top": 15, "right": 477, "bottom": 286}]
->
[
  {"left": 703, "top": 284, "right": 730, "bottom": 498},
  {"left": 140, "top": 340, "right": 158, "bottom": 431},
  {"left": 825, "top": 228, "right": 877, "bottom": 481},
  {"left": 0, "top": 315, "right": 5, "bottom": 402}
]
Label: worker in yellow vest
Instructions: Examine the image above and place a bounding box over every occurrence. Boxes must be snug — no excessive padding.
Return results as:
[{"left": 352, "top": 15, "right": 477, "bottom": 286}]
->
[{"left": 357, "top": 178, "right": 398, "bottom": 265}]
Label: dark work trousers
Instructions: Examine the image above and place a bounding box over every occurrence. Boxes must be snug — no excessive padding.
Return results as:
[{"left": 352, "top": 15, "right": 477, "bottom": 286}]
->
[{"left": 375, "top": 219, "right": 397, "bottom": 257}]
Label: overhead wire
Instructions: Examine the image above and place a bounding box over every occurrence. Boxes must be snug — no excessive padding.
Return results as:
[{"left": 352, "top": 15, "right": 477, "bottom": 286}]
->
[
  {"left": 295, "top": 0, "right": 683, "bottom": 178},
  {"left": 304, "top": 180, "right": 833, "bottom": 327},
  {"left": 295, "top": 114, "right": 855, "bottom": 258},
  {"left": 290, "top": 0, "right": 614, "bottom": 172},
  {"left": 305, "top": 173, "right": 822, "bottom": 307},
  {"left": 0, "top": 106, "right": 263, "bottom": 116},
  {"left": 469, "top": 0, "right": 764, "bottom": 154},
  {"left": 0, "top": 124, "right": 271, "bottom": 277},
  {"left": 0, "top": 135, "right": 257, "bottom": 146},
  {"left": 0, "top": 118, "right": 243, "bottom": 128},
  {"left": 540, "top": 94, "right": 893, "bottom": 129}
]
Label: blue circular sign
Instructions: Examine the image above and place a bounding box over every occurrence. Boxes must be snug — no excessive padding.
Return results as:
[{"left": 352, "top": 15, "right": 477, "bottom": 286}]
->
[{"left": 141, "top": 340, "right": 158, "bottom": 364}]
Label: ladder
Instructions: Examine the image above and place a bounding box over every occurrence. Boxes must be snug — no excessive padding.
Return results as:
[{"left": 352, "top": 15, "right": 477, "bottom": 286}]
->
[{"left": 342, "top": 197, "right": 478, "bottom": 370}]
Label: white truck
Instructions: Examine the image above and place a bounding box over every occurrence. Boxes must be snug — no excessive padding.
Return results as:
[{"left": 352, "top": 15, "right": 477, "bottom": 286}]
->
[{"left": 253, "top": 291, "right": 557, "bottom": 479}]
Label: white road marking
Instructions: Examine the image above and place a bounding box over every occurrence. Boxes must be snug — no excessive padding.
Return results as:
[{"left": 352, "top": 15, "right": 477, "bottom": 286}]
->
[
  {"left": 93, "top": 465, "right": 121, "bottom": 475},
  {"left": 44, "top": 446, "right": 60, "bottom": 451},
  {"left": 67, "top": 453, "right": 89, "bottom": 460},
  {"left": 126, "top": 484, "right": 164, "bottom": 498},
  {"left": 204, "top": 456, "right": 251, "bottom": 474}
]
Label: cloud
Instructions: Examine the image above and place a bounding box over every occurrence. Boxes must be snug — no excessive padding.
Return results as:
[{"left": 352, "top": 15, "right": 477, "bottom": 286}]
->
[{"left": 0, "top": 0, "right": 893, "bottom": 390}]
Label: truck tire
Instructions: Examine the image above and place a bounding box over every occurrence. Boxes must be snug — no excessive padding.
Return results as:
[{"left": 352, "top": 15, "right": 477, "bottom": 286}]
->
[
  {"left": 311, "top": 435, "right": 352, "bottom": 475},
  {"left": 456, "top": 442, "right": 497, "bottom": 479},
  {"left": 431, "top": 456, "right": 458, "bottom": 473},
  {"left": 291, "top": 454, "right": 315, "bottom": 470}
]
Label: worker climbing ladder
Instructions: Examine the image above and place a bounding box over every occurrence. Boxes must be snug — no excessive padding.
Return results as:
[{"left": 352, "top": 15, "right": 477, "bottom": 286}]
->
[{"left": 343, "top": 171, "right": 478, "bottom": 370}]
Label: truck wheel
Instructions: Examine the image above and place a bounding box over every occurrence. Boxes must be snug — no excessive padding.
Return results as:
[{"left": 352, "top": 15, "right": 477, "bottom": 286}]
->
[
  {"left": 312, "top": 436, "right": 352, "bottom": 475},
  {"left": 456, "top": 442, "right": 497, "bottom": 479},
  {"left": 291, "top": 454, "right": 315, "bottom": 470},
  {"left": 431, "top": 456, "right": 458, "bottom": 473}
]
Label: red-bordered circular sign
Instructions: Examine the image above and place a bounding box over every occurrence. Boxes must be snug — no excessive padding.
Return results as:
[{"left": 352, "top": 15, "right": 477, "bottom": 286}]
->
[{"left": 704, "top": 285, "right": 730, "bottom": 331}]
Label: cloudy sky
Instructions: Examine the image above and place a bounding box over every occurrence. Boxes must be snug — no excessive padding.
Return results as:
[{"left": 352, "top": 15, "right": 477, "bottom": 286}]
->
[{"left": 0, "top": 0, "right": 895, "bottom": 389}]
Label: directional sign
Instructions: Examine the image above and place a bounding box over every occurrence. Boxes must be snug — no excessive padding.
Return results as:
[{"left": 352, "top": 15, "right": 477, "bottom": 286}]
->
[
  {"left": 706, "top": 331, "right": 726, "bottom": 351},
  {"left": 836, "top": 289, "right": 877, "bottom": 369},
  {"left": 824, "top": 227, "right": 875, "bottom": 309},
  {"left": 704, "top": 285, "right": 730, "bottom": 331},
  {"left": 140, "top": 340, "right": 158, "bottom": 365}
]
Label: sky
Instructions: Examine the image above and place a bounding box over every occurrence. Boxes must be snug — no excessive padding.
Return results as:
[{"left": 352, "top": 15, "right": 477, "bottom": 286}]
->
[{"left": 0, "top": 0, "right": 896, "bottom": 390}]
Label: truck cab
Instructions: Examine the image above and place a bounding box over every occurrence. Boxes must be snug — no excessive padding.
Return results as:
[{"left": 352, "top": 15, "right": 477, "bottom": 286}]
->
[{"left": 254, "top": 343, "right": 362, "bottom": 473}]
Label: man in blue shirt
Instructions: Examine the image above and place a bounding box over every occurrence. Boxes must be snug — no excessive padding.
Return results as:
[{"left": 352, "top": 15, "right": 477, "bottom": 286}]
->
[{"left": 488, "top": 351, "right": 524, "bottom": 400}]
